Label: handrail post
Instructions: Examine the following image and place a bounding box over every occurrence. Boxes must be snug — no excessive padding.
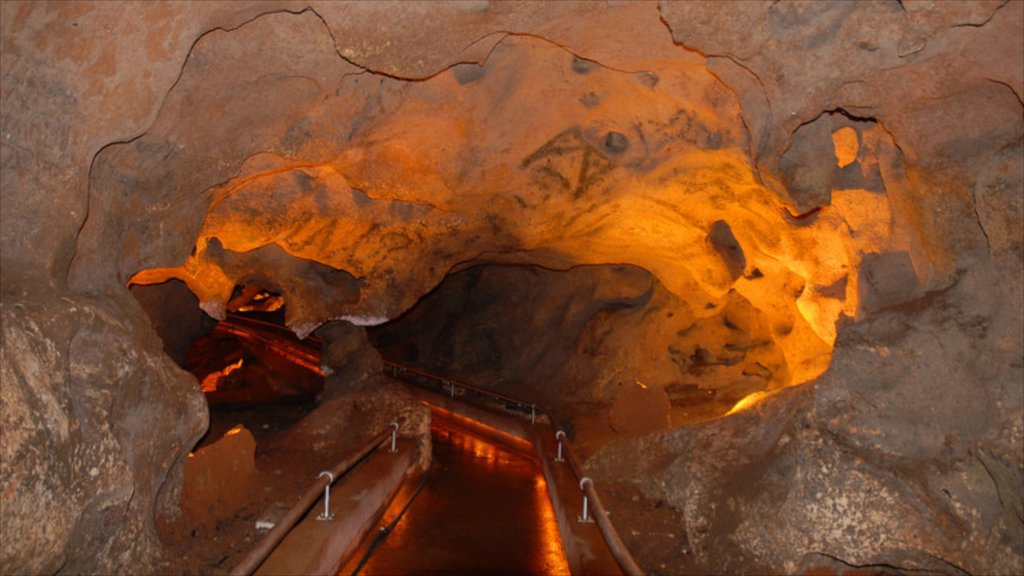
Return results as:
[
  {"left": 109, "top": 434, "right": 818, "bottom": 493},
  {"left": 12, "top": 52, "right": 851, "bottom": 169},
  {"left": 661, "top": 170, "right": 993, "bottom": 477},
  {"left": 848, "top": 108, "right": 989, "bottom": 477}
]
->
[
  {"left": 389, "top": 421, "right": 399, "bottom": 453},
  {"left": 578, "top": 477, "right": 594, "bottom": 523},
  {"left": 316, "top": 471, "right": 334, "bottom": 521},
  {"left": 230, "top": 428, "right": 392, "bottom": 576},
  {"left": 555, "top": 430, "right": 566, "bottom": 462}
]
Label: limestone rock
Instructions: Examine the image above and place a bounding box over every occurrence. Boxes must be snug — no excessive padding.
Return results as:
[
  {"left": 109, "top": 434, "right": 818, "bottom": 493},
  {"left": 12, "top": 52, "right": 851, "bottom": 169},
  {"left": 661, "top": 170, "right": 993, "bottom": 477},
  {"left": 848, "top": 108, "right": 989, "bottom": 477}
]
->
[
  {"left": 181, "top": 425, "right": 259, "bottom": 525},
  {"left": 0, "top": 291, "right": 207, "bottom": 574},
  {"left": 371, "top": 264, "right": 792, "bottom": 427},
  {"left": 316, "top": 320, "right": 382, "bottom": 398},
  {"left": 130, "top": 280, "right": 216, "bottom": 366},
  {"left": 856, "top": 251, "right": 919, "bottom": 316},
  {"left": 608, "top": 381, "right": 671, "bottom": 435},
  {"left": 590, "top": 269, "right": 1022, "bottom": 575},
  {"left": 705, "top": 220, "right": 746, "bottom": 281}
]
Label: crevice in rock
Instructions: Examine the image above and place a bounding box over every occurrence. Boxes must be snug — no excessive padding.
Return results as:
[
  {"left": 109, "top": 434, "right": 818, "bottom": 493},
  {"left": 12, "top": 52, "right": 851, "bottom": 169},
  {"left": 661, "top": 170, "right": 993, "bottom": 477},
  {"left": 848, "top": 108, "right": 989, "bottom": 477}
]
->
[
  {"left": 949, "top": 0, "right": 1010, "bottom": 29},
  {"left": 972, "top": 183, "right": 995, "bottom": 256},
  {"left": 988, "top": 77, "right": 1024, "bottom": 108},
  {"left": 655, "top": 3, "right": 772, "bottom": 168},
  {"left": 706, "top": 53, "right": 770, "bottom": 163},
  {"left": 70, "top": 6, "right": 368, "bottom": 291},
  {"left": 452, "top": 29, "right": 673, "bottom": 78},
  {"left": 68, "top": 137, "right": 138, "bottom": 289},
  {"left": 806, "top": 551, "right": 970, "bottom": 576}
]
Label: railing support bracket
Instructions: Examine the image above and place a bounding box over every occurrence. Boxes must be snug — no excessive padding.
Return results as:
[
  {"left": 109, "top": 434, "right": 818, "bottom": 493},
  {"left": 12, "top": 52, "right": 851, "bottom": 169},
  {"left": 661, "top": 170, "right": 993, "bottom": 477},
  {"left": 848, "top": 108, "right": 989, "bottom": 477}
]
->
[
  {"left": 316, "top": 471, "right": 335, "bottom": 521},
  {"left": 578, "top": 477, "right": 594, "bottom": 523}
]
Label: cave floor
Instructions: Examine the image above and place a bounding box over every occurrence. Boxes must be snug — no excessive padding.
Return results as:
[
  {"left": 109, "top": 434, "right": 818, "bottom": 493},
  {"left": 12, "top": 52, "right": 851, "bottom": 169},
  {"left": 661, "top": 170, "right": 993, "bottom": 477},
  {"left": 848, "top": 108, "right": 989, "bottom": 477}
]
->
[
  {"left": 342, "top": 415, "right": 569, "bottom": 575},
  {"left": 155, "top": 377, "right": 702, "bottom": 575},
  {"left": 156, "top": 397, "right": 327, "bottom": 575}
]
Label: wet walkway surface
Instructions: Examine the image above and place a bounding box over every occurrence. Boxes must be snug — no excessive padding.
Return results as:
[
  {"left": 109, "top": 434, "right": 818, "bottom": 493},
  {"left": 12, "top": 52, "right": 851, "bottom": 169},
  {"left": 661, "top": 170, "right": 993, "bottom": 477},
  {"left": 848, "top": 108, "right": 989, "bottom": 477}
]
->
[{"left": 342, "top": 416, "right": 568, "bottom": 575}]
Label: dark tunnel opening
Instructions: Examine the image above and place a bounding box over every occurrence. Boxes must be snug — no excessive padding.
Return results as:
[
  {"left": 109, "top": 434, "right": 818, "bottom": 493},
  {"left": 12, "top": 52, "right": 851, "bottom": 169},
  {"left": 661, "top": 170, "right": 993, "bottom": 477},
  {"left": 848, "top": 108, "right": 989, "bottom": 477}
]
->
[{"left": 130, "top": 279, "right": 323, "bottom": 453}]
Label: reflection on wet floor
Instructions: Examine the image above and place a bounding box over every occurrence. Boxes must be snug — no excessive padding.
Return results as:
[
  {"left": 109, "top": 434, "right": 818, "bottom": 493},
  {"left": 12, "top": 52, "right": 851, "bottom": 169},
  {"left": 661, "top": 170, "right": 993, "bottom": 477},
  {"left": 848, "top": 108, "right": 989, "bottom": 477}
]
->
[{"left": 342, "top": 416, "right": 569, "bottom": 575}]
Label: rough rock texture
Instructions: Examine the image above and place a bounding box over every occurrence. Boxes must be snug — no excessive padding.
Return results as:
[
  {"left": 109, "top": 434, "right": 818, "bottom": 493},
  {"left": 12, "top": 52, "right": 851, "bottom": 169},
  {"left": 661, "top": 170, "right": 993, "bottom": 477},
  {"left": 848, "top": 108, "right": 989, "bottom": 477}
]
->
[
  {"left": 130, "top": 280, "right": 216, "bottom": 366},
  {"left": 660, "top": 0, "right": 1022, "bottom": 287},
  {"left": 315, "top": 320, "right": 382, "bottom": 398},
  {"left": 0, "top": 291, "right": 207, "bottom": 574},
  {"left": 91, "top": 5, "right": 874, "bottom": 384},
  {"left": 591, "top": 262, "right": 1023, "bottom": 575},
  {"left": 1, "top": 1, "right": 1021, "bottom": 573},
  {"left": 181, "top": 425, "right": 260, "bottom": 526},
  {"left": 372, "top": 264, "right": 791, "bottom": 426}
]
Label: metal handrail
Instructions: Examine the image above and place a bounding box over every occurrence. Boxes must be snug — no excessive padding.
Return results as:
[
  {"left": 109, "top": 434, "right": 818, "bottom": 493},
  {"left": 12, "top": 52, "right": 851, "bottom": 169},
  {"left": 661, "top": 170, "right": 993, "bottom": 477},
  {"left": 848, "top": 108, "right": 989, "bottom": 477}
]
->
[
  {"left": 381, "top": 359, "right": 644, "bottom": 576},
  {"left": 555, "top": 429, "right": 645, "bottom": 576},
  {"left": 223, "top": 313, "right": 323, "bottom": 346},
  {"left": 382, "top": 360, "right": 538, "bottom": 422},
  {"left": 216, "top": 319, "right": 322, "bottom": 375},
  {"left": 230, "top": 427, "right": 394, "bottom": 576}
]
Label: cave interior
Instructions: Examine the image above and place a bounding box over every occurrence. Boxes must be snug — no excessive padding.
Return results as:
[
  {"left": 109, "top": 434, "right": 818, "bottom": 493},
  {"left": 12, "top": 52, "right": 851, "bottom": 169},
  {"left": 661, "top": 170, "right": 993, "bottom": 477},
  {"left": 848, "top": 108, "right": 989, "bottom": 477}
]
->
[{"left": 1, "top": 2, "right": 1022, "bottom": 575}]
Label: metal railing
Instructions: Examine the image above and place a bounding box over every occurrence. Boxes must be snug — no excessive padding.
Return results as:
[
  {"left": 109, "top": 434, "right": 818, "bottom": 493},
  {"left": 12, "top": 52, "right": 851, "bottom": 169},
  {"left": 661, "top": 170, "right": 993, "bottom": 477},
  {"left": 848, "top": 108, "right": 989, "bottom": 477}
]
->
[
  {"left": 230, "top": 425, "right": 399, "bottom": 576},
  {"left": 222, "top": 314, "right": 323, "bottom": 347},
  {"left": 554, "top": 431, "right": 644, "bottom": 576},
  {"left": 381, "top": 359, "right": 644, "bottom": 576},
  {"left": 382, "top": 360, "right": 539, "bottom": 424},
  {"left": 217, "top": 316, "right": 323, "bottom": 375}
]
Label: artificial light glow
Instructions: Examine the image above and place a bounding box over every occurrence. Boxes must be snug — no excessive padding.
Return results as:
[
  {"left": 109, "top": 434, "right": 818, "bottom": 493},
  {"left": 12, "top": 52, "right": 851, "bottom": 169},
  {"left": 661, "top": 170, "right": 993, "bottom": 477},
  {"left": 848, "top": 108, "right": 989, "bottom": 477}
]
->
[
  {"left": 534, "top": 473, "right": 570, "bottom": 574},
  {"left": 457, "top": 433, "right": 498, "bottom": 463},
  {"left": 726, "top": 390, "right": 773, "bottom": 415},
  {"left": 199, "top": 358, "right": 244, "bottom": 392},
  {"left": 832, "top": 126, "right": 859, "bottom": 168},
  {"left": 225, "top": 424, "right": 244, "bottom": 436},
  {"left": 423, "top": 402, "right": 534, "bottom": 454},
  {"left": 238, "top": 294, "right": 284, "bottom": 312},
  {"left": 214, "top": 322, "right": 323, "bottom": 375}
]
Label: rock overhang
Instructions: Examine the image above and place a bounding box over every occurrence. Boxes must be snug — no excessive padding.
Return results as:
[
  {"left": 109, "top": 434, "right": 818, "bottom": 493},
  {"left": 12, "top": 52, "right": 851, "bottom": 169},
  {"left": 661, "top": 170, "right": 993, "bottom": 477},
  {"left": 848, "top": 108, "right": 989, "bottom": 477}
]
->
[{"left": 85, "top": 8, "right": 923, "bottom": 392}]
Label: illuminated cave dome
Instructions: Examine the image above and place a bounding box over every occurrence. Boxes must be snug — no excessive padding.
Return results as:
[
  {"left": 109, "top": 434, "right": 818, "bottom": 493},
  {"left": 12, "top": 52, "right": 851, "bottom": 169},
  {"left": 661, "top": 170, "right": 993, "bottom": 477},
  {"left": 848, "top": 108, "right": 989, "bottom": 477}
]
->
[{"left": 121, "top": 21, "right": 904, "bottom": 414}]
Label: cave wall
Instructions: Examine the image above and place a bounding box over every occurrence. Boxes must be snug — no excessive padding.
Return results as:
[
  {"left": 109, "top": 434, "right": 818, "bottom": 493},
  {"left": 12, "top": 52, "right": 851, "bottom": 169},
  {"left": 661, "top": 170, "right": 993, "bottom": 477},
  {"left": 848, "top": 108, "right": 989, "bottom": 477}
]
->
[
  {"left": 130, "top": 280, "right": 216, "bottom": 366},
  {"left": 371, "top": 264, "right": 790, "bottom": 425},
  {"left": 0, "top": 290, "right": 207, "bottom": 574},
  {"left": 1, "top": 1, "right": 1021, "bottom": 574},
  {"left": 592, "top": 257, "right": 1023, "bottom": 574}
]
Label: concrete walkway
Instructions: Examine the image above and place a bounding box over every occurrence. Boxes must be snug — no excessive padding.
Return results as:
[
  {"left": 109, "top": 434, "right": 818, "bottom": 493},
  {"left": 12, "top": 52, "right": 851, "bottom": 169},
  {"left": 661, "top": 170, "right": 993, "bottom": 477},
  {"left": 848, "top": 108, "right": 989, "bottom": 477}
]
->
[
  {"left": 403, "top": 385, "right": 625, "bottom": 576},
  {"left": 255, "top": 438, "right": 419, "bottom": 576}
]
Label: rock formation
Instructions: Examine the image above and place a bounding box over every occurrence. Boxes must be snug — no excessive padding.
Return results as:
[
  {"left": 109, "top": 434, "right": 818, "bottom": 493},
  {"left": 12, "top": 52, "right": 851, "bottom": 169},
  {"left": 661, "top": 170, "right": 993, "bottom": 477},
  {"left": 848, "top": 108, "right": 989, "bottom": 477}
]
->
[{"left": 1, "top": 1, "right": 1020, "bottom": 574}]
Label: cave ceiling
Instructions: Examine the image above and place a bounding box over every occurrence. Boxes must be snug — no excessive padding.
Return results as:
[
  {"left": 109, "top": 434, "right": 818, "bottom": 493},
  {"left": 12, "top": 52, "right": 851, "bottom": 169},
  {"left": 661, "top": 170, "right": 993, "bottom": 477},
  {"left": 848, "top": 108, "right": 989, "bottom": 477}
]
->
[{"left": 54, "top": 1, "right": 1022, "bottom": 391}]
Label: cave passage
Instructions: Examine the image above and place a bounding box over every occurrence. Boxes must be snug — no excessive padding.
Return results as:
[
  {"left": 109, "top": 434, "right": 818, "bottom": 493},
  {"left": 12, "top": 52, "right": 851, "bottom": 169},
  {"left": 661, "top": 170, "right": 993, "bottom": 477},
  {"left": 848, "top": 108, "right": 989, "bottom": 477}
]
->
[
  {"left": 164, "top": 291, "right": 574, "bottom": 574},
  {"left": 343, "top": 414, "right": 568, "bottom": 576}
]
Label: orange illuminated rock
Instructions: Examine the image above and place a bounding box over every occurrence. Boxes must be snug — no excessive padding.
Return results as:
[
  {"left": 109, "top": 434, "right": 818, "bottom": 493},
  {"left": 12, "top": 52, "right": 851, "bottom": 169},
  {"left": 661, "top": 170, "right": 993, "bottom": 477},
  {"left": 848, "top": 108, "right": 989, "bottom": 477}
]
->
[
  {"left": 120, "top": 31, "right": 906, "bottom": 390},
  {"left": 181, "top": 425, "right": 259, "bottom": 524},
  {"left": 832, "top": 127, "right": 859, "bottom": 169}
]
